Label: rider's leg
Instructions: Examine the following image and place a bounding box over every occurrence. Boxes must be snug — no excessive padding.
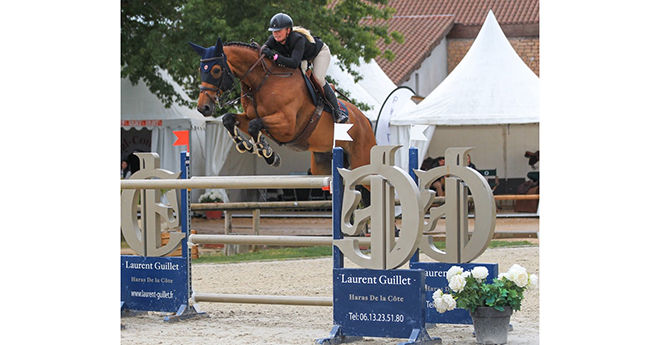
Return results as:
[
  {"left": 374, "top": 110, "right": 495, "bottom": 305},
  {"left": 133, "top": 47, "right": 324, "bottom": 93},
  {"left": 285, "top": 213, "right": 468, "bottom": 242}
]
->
[
  {"left": 312, "top": 44, "right": 348, "bottom": 123},
  {"left": 323, "top": 82, "right": 348, "bottom": 123},
  {"left": 311, "top": 44, "right": 331, "bottom": 81}
]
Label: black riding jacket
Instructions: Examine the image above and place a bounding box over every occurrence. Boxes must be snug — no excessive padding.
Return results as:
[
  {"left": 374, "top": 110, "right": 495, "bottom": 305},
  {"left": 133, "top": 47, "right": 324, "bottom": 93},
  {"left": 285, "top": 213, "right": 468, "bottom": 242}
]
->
[{"left": 265, "top": 31, "right": 323, "bottom": 69}]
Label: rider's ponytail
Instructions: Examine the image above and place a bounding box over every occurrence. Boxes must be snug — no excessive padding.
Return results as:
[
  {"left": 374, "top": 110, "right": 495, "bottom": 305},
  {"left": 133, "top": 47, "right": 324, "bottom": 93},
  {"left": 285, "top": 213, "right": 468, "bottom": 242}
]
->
[{"left": 292, "top": 26, "right": 315, "bottom": 43}]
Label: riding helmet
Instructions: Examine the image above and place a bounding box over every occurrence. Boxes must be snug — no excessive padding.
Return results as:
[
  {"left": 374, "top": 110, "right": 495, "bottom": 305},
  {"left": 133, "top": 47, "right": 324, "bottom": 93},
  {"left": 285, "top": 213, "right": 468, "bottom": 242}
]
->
[{"left": 268, "top": 13, "right": 293, "bottom": 31}]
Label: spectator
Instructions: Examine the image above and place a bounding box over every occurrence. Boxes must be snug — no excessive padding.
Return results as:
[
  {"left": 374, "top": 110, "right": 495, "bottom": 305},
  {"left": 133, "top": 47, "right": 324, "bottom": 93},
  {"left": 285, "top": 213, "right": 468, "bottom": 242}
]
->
[
  {"left": 121, "top": 160, "right": 132, "bottom": 179},
  {"left": 431, "top": 156, "right": 445, "bottom": 196},
  {"left": 421, "top": 157, "right": 438, "bottom": 171},
  {"left": 467, "top": 154, "right": 476, "bottom": 169}
]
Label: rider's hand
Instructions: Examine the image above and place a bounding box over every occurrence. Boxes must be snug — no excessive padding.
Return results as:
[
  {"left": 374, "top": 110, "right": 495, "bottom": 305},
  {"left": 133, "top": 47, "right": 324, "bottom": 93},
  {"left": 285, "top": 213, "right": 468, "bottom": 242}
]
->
[{"left": 262, "top": 47, "right": 275, "bottom": 59}]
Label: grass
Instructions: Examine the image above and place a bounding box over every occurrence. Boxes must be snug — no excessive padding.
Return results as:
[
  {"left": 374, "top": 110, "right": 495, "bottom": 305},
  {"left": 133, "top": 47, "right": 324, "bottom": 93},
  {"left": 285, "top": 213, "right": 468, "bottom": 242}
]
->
[
  {"left": 194, "top": 246, "right": 332, "bottom": 264},
  {"left": 192, "top": 240, "right": 537, "bottom": 264}
]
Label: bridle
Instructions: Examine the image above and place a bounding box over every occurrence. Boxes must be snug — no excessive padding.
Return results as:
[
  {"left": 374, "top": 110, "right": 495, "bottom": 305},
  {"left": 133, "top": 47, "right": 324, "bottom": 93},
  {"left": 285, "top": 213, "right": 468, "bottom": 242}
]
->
[
  {"left": 195, "top": 43, "right": 328, "bottom": 149},
  {"left": 198, "top": 48, "right": 294, "bottom": 111},
  {"left": 198, "top": 54, "right": 236, "bottom": 106}
]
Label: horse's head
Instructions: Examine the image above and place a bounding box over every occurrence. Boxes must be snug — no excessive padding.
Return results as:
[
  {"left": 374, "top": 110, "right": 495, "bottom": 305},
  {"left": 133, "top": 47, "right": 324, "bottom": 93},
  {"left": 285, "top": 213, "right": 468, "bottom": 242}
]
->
[{"left": 189, "top": 38, "right": 235, "bottom": 116}]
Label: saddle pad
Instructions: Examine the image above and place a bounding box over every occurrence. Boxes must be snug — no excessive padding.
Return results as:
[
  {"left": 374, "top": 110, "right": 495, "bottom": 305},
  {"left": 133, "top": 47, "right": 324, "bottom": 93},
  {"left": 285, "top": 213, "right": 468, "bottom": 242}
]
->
[
  {"left": 302, "top": 70, "right": 349, "bottom": 117},
  {"left": 337, "top": 100, "right": 349, "bottom": 117}
]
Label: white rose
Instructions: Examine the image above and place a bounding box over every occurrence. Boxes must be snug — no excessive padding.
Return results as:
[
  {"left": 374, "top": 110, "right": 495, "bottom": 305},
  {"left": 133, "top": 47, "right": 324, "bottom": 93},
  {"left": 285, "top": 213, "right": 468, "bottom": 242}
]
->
[
  {"left": 432, "top": 289, "right": 442, "bottom": 300},
  {"left": 433, "top": 293, "right": 456, "bottom": 313},
  {"left": 433, "top": 294, "right": 447, "bottom": 313},
  {"left": 529, "top": 274, "right": 539, "bottom": 288},
  {"left": 448, "top": 274, "right": 466, "bottom": 293},
  {"left": 507, "top": 265, "right": 529, "bottom": 288},
  {"left": 443, "top": 294, "right": 456, "bottom": 311},
  {"left": 446, "top": 266, "right": 463, "bottom": 282},
  {"left": 440, "top": 294, "right": 456, "bottom": 313},
  {"left": 471, "top": 266, "right": 489, "bottom": 281}
]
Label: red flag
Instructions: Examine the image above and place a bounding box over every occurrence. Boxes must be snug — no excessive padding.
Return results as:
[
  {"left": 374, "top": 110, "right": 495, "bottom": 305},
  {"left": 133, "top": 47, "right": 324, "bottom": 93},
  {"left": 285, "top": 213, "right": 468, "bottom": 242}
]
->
[{"left": 173, "top": 130, "right": 189, "bottom": 152}]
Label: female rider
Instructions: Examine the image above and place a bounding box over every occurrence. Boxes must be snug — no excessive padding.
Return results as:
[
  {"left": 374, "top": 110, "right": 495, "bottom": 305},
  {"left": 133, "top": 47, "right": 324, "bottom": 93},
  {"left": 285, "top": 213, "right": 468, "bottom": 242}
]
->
[{"left": 261, "top": 13, "right": 348, "bottom": 123}]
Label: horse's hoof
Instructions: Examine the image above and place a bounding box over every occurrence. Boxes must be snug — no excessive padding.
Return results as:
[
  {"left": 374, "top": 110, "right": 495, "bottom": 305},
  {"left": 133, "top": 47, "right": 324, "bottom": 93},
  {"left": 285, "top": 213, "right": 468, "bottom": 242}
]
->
[
  {"left": 235, "top": 141, "right": 253, "bottom": 153},
  {"left": 272, "top": 154, "right": 281, "bottom": 168}
]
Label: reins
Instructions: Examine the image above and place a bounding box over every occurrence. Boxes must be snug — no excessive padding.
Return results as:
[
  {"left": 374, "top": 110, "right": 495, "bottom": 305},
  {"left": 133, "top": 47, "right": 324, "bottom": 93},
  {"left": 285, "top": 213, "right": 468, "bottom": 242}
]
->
[
  {"left": 198, "top": 43, "right": 319, "bottom": 148},
  {"left": 198, "top": 49, "right": 293, "bottom": 110},
  {"left": 241, "top": 50, "right": 294, "bottom": 121}
]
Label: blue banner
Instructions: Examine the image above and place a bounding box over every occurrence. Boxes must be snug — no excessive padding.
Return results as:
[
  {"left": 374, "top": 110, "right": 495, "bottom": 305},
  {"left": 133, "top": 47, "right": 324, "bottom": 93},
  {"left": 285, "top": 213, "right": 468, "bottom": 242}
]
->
[
  {"left": 332, "top": 268, "right": 426, "bottom": 338},
  {"left": 410, "top": 262, "right": 498, "bottom": 324},
  {"left": 120, "top": 255, "right": 189, "bottom": 313}
]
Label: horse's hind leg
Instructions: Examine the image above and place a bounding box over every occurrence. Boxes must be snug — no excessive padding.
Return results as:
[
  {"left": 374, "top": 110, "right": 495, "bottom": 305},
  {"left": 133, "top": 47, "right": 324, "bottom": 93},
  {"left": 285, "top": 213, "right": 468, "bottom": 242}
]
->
[
  {"left": 311, "top": 152, "right": 333, "bottom": 175},
  {"left": 248, "top": 118, "right": 282, "bottom": 168},
  {"left": 222, "top": 113, "right": 254, "bottom": 154}
]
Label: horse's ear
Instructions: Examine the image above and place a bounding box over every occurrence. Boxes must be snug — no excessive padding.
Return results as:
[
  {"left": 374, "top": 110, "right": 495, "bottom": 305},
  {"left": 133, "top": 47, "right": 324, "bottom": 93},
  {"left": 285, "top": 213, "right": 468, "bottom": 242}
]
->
[
  {"left": 214, "top": 37, "right": 225, "bottom": 56},
  {"left": 189, "top": 42, "right": 207, "bottom": 57}
]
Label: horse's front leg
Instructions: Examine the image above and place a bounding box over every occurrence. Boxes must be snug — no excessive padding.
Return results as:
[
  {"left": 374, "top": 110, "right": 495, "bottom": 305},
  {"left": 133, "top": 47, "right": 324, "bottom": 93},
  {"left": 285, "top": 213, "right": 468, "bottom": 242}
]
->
[
  {"left": 222, "top": 113, "right": 254, "bottom": 154},
  {"left": 248, "top": 118, "right": 281, "bottom": 168}
]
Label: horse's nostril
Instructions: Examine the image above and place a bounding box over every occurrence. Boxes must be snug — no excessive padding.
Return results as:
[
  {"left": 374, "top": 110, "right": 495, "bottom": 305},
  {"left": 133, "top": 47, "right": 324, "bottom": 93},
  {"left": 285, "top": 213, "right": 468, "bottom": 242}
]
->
[{"left": 197, "top": 104, "right": 212, "bottom": 116}]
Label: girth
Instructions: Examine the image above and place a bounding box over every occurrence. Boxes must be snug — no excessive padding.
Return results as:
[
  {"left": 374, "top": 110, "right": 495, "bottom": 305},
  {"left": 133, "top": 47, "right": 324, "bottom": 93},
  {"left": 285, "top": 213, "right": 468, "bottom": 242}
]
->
[{"left": 280, "top": 101, "right": 325, "bottom": 152}]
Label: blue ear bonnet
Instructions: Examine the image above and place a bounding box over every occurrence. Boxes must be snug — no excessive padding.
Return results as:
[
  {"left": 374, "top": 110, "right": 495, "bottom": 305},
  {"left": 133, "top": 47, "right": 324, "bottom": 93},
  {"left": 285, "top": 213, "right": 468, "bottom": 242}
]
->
[
  {"left": 200, "top": 48, "right": 224, "bottom": 74},
  {"left": 190, "top": 38, "right": 225, "bottom": 73},
  {"left": 189, "top": 38, "right": 234, "bottom": 92}
]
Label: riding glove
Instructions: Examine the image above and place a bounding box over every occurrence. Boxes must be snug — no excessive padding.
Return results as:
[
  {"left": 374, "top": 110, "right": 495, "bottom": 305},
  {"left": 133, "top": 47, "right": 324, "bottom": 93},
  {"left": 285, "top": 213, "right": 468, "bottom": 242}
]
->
[{"left": 262, "top": 47, "right": 275, "bottom": 59}]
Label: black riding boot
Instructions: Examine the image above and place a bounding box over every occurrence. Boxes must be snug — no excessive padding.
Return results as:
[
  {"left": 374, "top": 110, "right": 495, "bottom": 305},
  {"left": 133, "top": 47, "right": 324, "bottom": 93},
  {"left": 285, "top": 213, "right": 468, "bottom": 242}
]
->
[{"left": 323, "top": 83, "right": 348, "bottom": 123}]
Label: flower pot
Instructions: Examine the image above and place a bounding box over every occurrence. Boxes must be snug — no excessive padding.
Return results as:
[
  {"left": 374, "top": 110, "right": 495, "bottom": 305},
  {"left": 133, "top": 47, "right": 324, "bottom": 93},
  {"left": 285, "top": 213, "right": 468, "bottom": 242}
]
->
[
  {"left": 205, "top": 210, "right": 224, "bottom": 219},
  {"left": 470, "top": 306, "right": 513, "bottom": 344}
]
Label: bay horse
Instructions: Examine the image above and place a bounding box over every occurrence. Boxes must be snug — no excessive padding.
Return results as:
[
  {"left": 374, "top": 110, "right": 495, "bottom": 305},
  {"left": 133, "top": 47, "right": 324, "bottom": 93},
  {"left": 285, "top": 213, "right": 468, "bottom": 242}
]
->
[{"left": 189, "top": 38, "right": 377, "bottom": 176}]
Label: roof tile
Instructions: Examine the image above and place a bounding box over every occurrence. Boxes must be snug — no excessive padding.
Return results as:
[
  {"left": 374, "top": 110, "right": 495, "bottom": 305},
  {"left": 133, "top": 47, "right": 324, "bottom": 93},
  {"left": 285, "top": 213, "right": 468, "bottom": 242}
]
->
[{"left": 357, "top": 0, "right": 539, "bottom": 84}]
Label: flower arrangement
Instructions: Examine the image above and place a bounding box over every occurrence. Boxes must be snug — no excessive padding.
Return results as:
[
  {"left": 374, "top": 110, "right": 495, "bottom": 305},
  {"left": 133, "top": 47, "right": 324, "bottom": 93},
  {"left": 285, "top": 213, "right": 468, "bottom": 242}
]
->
[
  {"left": 198, "top": 189, "right": 228, "bottom": 203},
  {"left": 433, "top": 264, "right": 538, "bottom": 314}
]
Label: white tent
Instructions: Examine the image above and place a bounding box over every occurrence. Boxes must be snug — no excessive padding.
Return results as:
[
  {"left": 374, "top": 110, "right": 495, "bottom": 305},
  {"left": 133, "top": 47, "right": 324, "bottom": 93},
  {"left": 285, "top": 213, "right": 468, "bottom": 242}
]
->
[
  {"left": 121, "top": 72, "right": 209, "bottom": 200},
  {"left": 390, "top": 10, "right": 540, "bottom": 181},
  {"left": 327, "top": 56, "right": 402, "bottom": 122}
]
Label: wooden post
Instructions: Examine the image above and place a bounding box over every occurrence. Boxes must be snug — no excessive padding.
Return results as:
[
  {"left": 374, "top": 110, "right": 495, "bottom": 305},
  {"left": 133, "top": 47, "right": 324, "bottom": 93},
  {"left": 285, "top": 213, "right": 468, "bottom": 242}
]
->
[
  {"left": 251, "top": 209, "right": 260, "bottom": 252},
  {"left": 223, "top": 212, "right": 235, "bottom": 256}
]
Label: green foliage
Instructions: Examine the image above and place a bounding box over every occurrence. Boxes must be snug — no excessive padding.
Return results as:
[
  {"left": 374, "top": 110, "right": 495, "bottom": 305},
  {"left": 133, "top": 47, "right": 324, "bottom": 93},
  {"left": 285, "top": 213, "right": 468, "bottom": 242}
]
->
[
  {"left": 432, "top": 240, "right": 537, "bottom": 249},
  {"left": 121, "top": 0, "right": 400, "bottom": 110},
  {"left": 453, "top": 273, "right": 525, "bottom": 312},
  {"left": 194, "top": 246, "right": 332, "bottom": 264},
  {"left": 188, "top": 241, "right": 534, "bottom": 264}
]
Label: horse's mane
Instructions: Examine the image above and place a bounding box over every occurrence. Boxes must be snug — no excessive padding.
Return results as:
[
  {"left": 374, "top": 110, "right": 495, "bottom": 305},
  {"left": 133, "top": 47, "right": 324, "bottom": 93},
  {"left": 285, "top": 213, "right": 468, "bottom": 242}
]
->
[{"left": 225, "top": 41, "right": 259, "bottom": 51}]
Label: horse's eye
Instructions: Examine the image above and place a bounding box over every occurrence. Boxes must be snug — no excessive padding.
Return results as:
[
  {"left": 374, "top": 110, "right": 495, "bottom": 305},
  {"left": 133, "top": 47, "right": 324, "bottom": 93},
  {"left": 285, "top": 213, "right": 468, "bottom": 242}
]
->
[{"left": 211, "top": 67, "right": 222, "bottom": 78}]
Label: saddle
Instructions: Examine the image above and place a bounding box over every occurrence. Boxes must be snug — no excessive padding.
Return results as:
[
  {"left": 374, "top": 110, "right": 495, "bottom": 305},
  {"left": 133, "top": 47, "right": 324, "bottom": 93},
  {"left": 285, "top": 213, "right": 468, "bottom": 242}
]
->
[
  {"left": 280, "top": 67, "right": 349, "bottom": 152},
  {"left": 255, "top": 45, "right": 349, "bottom": 151},
  {"left": 302, "top": 67, "right": 349, "bottom": 117}
]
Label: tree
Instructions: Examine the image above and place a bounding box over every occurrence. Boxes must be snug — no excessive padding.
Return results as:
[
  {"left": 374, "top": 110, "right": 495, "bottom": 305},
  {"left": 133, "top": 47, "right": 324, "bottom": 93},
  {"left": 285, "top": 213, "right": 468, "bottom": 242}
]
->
[{"left": 121, "top": 0, "right": 401, "bottom": 110}]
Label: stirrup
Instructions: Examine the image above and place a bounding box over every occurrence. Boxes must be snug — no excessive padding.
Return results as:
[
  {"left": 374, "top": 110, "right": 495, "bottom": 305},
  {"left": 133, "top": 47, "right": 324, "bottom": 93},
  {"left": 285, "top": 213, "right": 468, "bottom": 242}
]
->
[
  {"left": 332, "top": 104, "right": 348, "bottom": 123},
  {"left": 335, "top": 111, "right": 348, "bottom": 123}
]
